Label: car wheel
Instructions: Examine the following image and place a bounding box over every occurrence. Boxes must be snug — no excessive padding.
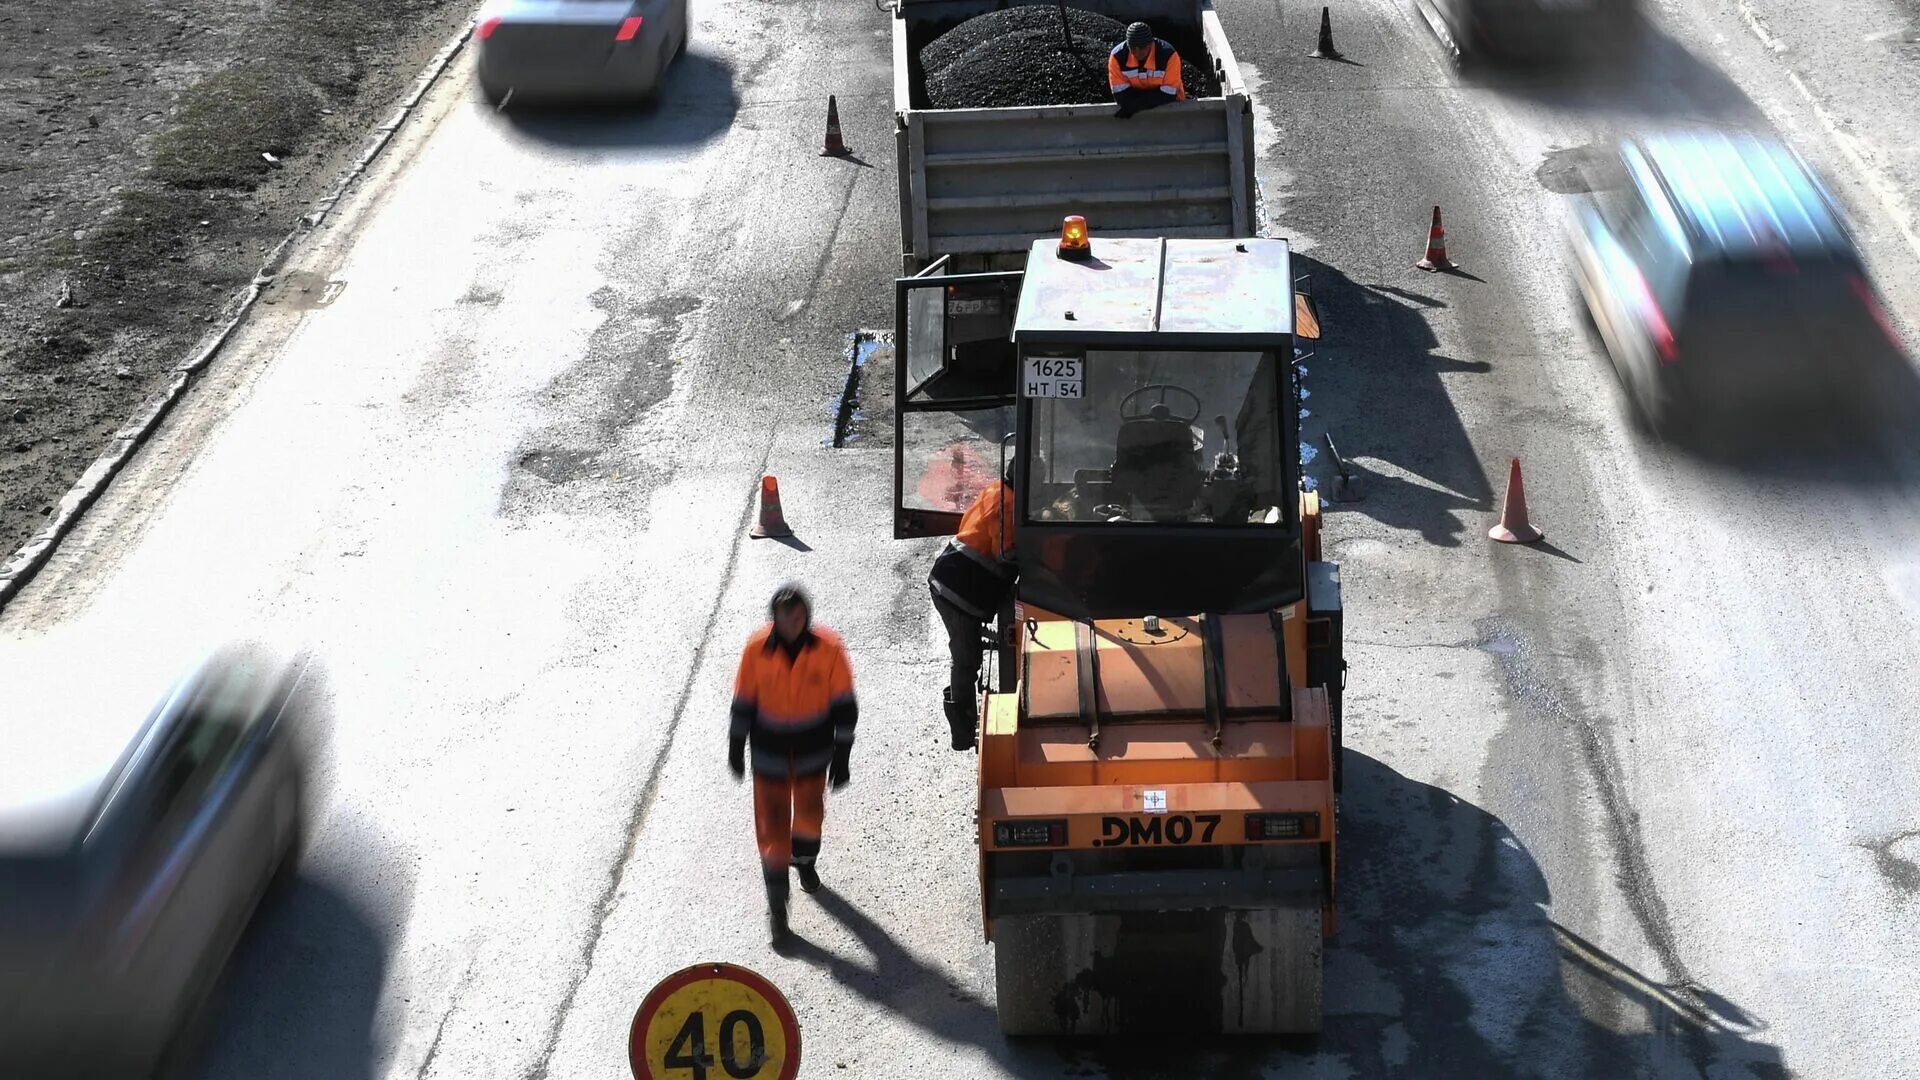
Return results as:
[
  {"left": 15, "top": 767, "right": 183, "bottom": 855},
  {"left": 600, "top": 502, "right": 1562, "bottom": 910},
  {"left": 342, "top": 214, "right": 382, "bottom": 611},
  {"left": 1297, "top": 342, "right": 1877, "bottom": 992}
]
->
[{"left": 480, "top": 80, "right": 509, "bottom": 108}]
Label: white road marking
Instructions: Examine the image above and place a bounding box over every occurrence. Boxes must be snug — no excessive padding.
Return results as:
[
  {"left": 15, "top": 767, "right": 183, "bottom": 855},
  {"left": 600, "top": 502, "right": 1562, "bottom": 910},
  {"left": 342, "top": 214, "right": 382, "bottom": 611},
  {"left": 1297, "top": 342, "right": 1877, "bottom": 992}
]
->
[{"left": 1736, "top": 0, "right": 1788, "bottom": 54}]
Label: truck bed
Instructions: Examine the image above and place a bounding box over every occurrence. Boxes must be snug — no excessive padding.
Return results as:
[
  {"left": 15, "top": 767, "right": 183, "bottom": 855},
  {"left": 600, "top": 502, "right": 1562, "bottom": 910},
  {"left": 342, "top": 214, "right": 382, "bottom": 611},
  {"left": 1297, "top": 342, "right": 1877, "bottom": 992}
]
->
[{"left": 893, "top": 0, "right": 1257, "bottom": 271}]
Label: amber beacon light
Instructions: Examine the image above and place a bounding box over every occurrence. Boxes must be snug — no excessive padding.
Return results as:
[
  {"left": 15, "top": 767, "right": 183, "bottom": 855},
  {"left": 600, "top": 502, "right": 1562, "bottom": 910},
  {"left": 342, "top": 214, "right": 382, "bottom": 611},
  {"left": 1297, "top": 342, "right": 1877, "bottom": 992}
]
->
[{"left": 1057, "top": 215, "right": 1091, "bottom": 261}]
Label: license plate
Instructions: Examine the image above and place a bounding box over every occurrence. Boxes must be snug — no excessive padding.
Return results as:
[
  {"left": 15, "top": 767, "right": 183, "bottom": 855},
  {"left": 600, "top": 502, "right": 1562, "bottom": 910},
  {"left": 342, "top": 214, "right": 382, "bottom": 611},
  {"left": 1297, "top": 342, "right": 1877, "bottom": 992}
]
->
[
  {"left": 948, "top": 296, "right": 1001, "bottom": 316},
  {"left": 1092, "top": 813, "right": 1223, "bottom": 847}
]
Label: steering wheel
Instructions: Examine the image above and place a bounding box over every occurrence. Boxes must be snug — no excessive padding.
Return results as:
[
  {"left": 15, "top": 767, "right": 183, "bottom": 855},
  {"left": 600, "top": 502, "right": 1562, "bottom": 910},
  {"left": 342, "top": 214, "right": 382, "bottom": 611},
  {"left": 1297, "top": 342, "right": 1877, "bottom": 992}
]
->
[{"left": 1119, "top": 384, "right": 1202, "bottom": 424}]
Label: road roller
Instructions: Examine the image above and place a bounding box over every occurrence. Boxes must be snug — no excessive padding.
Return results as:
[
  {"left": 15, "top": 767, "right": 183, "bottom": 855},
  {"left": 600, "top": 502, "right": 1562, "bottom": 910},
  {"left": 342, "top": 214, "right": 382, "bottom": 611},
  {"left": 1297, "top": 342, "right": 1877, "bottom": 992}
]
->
[{"left": 892, "top": 223, "right": 1345, "bottom": 1034}]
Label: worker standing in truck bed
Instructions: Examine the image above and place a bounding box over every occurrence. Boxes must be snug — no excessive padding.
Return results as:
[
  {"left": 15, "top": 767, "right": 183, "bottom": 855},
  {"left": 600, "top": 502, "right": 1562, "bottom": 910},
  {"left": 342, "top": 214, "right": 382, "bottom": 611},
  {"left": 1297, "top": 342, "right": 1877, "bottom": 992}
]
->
[{"left": 1109, "top": 21, "right": 1186, "bottom": 118}]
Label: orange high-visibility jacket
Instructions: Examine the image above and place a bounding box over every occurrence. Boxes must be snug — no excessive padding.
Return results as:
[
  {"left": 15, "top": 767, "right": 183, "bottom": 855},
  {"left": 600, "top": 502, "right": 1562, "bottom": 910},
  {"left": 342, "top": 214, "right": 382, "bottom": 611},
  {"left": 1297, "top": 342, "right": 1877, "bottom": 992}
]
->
[
  {"left": 1108, "top": 39, "right": 1187, "bottom": 100},
  {"left": 956, "top": 480, "right": 1014, "bottom": 561},
  {"left": 730, "top": 625, "right": 857, "bottom": 777}
]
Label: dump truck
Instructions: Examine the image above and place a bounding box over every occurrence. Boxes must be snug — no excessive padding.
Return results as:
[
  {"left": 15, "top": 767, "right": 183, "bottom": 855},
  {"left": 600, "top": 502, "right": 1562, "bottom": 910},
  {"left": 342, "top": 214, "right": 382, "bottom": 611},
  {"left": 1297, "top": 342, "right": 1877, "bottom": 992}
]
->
[
  {"left": 891, "top": 222, "right": 1344, "bottom": 1033},
  {"left": 891, "top": 0, "right": 1258, "bottom": 272}
]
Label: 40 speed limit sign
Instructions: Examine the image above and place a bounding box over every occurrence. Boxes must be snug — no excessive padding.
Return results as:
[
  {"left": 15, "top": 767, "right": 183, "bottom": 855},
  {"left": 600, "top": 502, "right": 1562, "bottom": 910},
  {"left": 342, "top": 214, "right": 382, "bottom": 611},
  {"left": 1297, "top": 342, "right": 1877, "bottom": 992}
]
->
[{"left": 629, "top": 964, "right": 800, "bottom": 1080}]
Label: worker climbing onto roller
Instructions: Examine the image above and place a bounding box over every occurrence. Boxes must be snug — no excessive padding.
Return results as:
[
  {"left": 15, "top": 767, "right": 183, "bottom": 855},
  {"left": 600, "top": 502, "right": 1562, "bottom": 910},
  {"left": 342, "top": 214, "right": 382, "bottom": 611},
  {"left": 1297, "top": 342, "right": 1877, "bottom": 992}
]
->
[
  {"left": 1109, "top": 21, "right": 1186, "bottom": 118},
  {"left": 928, "top": 458, "right": 1018, "bottom": 753},
  {"left": 729, "top": 583, "right": 857, "bottom": 943}
]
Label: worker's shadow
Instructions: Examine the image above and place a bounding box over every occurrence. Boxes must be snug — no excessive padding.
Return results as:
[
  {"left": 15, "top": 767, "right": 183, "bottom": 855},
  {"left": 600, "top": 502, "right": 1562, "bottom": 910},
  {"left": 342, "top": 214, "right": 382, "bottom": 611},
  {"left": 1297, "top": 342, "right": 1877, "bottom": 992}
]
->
[{"left": 783, "top": 753, "right": 1786, "bottom": 1078}]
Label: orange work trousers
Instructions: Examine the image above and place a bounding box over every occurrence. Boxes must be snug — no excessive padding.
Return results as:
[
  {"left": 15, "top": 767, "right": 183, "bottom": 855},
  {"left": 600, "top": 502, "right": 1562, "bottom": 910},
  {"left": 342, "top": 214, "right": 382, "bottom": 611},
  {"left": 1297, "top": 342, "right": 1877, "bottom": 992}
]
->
[{"left": 753, "top": 767, "right": 826, "bottom": 874}]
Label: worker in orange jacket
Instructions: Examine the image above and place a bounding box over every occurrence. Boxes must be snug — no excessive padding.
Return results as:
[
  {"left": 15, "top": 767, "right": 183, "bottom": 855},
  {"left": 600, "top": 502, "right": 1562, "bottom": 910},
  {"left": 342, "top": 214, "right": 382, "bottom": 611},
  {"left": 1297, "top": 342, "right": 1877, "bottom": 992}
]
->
[
  {"left": 927, "top": 461, "right": 1017, "bottom": 753},
  {"left": 729, "top": 583, "right": 857, "bottom": 942},
  {"left": 1109, "top": 21, "right": 1186, "bottom": 118}
]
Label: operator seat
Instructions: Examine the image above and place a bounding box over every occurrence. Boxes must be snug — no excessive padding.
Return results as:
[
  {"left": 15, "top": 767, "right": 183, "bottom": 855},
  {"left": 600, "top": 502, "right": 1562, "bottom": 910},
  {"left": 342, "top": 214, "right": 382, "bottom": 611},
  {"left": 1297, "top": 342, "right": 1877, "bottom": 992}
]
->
[{"left": 1110, "top": 404, "right": 1205, "bottom": 520}]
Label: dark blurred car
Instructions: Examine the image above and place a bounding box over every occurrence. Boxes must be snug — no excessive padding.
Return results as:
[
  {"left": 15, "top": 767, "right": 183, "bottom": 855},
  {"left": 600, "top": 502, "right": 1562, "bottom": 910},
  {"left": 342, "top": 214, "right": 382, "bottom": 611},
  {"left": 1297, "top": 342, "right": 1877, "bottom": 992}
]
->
[
  {"left": 0, "top": 642, "right": 313, "bottom": 1078},
  {"left": 1418, "top": 0, "right": 1638, "bottom": 63},
  {"left": 475, "top": 0, "right": 692, "bottom": 106},
  {"left": 1567, "top": 130, "right": 1906, "bottom": 431}
]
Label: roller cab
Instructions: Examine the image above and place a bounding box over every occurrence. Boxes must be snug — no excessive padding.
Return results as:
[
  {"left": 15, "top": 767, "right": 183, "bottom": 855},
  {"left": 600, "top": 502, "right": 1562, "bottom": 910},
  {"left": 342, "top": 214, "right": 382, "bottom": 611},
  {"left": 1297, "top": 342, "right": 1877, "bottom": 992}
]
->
[{"left": 894, "top": 231, "right": 1343, "bottom": 1035}]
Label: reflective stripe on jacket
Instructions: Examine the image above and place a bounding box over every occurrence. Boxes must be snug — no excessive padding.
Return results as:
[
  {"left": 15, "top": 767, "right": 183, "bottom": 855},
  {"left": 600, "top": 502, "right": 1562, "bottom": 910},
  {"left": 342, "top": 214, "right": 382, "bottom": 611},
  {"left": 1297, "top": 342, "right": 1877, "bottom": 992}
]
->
[
  {"left": 730, "top": 624, "right": 857, "bottom": 777},
  {"left": 1108, "top": 40, "right": 1186, "bottom": 99}
]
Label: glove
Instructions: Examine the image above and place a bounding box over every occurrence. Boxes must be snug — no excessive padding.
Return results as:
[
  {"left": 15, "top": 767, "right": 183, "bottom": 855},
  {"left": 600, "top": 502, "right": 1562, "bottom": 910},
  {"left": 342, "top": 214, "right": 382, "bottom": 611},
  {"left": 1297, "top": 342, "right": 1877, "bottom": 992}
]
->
[
  {"left": 728, "top": 737, "right": 745, "bottom": 780},
  {"left": 829, "top": 745, "right": 851, "bottom": 791},
  {"left": 1114, "top": 101, "right": 1138, "bottom": 120}
]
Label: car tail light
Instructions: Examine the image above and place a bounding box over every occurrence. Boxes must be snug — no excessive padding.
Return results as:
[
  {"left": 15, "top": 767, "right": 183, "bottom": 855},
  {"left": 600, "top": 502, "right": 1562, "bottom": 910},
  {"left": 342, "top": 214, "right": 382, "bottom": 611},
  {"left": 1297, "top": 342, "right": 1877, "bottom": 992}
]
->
[
  {"left": 1245, "top": 812, "right": 1320, "bottom": 841},
  {"left": 1849, "top": 273, "right": 1905, "bottom": 351},
  {"left": 1630, "top": 268, "right": 1678, "bottom": 363},
  {"left": 477, "top": 16, "right": 502, "bottom": 40},
  {"left": 616, "top": 16, "right": 643, "bottom": 41},
  {"left": 992, "top": 819, "right": 1066, "bottom": 848}
]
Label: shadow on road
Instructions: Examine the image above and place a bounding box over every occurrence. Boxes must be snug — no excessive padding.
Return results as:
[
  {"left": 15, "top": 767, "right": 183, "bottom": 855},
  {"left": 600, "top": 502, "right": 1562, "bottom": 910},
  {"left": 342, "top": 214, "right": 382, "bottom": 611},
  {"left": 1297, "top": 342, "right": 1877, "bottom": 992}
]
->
[
  {"left": 498, "top": 51, "right": 739, "bottom": 150},
  {"left": 779, "top": 754, "right": 1784, "bottom": 1077},
  {"left": 1458, "top": 15, "right": 1765, "bottom": 129},
  {"left": 188, "top": 859, "right": 411, "bottom": 1080},
  {"left": 1298, "top": 253, "right": 1494, "bottom": 547}
]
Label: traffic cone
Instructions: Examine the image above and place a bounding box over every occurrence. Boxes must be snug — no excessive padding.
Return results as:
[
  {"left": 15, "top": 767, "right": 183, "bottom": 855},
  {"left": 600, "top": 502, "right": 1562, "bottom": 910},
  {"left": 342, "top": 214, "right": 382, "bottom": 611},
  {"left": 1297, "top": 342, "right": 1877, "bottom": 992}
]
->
[
  {"left": 1415, "top": 205, "right": 1456, "bottom": 273},
  {"left": 750, "top": 476, "right": 794, "bottom": 539},
  {"left": 1488, "top": 458, "right": 1542, "bottom": 544},
  {"left": 1308, "top": 6, "right": 1342, "bottom": 60},
  {"left": 820, "top": 95, "right": 851, "bottom": 158}
]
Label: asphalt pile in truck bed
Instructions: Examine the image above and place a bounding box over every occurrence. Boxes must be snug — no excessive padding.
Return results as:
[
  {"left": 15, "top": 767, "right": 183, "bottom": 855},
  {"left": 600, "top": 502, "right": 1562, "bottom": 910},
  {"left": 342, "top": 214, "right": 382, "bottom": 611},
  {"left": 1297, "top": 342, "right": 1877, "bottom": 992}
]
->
[{"left": 921, "top": 5, "right": 1216, "bottom": 110}]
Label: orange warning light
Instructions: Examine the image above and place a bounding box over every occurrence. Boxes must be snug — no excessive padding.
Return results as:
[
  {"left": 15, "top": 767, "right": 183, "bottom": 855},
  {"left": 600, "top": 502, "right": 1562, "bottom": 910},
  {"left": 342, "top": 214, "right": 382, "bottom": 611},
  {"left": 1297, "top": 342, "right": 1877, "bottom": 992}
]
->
[{"left": 1057, "top": 215, "right": 1091, "bottom": 261}]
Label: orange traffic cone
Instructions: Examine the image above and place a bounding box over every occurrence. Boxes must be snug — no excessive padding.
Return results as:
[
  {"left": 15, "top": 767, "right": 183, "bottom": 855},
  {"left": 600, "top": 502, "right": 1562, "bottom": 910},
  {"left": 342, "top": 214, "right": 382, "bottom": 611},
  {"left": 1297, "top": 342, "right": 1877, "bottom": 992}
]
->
[
  {"left": 1415, "top": 205, "right": 1456, "bottom": 273},
  {"left": 1488, "top": 458, "right": 1542, "bottom": 544},
  {"left": 750, "top": 475, "right": 794, "bottom": 539},
  {"left": 820, "top": 95, "right": 851, "bottom": 157}
]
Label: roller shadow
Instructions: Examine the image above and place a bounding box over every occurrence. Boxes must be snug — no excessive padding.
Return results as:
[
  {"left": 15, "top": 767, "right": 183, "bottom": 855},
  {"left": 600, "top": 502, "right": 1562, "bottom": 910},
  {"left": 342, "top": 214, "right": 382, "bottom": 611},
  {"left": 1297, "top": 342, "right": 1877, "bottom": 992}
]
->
[
  {"left": 1297, "top": 254, "right": 1495, "bottom": 546},
  {"left": 499, "top": 51, "right": 739, "bottom": 151},
  {"left": 779, "top": 754, "right": 1783, "bottom": 1077}
]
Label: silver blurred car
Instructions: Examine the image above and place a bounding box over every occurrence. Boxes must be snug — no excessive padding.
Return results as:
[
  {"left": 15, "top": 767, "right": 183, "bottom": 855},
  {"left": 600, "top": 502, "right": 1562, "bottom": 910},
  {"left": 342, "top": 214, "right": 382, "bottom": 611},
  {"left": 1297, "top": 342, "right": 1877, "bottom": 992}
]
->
[
  {"left": 475, "top": 0, "right": 692, "bottom": 106},
  {"left": 1567, "top": 130, "right": 1905, "bottom": 431},
  {"left": 0, "top": 641, "right": 313, "bottom": 1078}
]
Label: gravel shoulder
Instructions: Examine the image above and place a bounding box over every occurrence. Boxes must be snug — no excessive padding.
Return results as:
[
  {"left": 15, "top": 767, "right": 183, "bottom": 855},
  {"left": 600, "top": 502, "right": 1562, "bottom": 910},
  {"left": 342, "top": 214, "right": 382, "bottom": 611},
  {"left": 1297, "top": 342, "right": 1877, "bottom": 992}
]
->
[{"left": 0, "top": 0, "right": 478, "bottom": 559}]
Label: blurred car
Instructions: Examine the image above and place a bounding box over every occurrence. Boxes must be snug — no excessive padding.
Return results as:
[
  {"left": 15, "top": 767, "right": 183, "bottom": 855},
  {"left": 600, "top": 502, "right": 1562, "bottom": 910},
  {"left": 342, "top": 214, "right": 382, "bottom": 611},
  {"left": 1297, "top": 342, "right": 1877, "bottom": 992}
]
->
[
  {"left": 475, "top": 0, "right": 692, "bottom": 106},
  {"left": 1567, "top": 129, "right": 1906, "bottom": 431},
  {"left": 1418, "top": 0, "right": 1638, "bottom": 63},
  {"left": 0, "top": 641, "right": 314, "bottom": 1078}
]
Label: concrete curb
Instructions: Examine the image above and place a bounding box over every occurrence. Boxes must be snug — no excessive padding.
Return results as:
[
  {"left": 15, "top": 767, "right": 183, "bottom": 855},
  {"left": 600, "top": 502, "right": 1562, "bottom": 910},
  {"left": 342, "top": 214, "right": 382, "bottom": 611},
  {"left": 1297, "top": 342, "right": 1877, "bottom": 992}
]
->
[{"left": 0, "top": 20, "right": 478, "bottom": 613}]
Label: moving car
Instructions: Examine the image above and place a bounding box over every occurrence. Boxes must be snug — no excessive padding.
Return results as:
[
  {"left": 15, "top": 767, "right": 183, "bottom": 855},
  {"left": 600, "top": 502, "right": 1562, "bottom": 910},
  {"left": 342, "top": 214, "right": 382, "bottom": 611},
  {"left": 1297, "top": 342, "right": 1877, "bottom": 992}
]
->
[
  {"left": 1567, "top": 129, "right": 1905, "bottom": 431},
  {"left": 0, "top": 640, "right": 314, "bottom": 1078},
  {"left": 1416, "top": 0, "right": 1638, "bottom": 63},
  {"left": 475, "top": 0, "right": 692, "bottom": 106}
]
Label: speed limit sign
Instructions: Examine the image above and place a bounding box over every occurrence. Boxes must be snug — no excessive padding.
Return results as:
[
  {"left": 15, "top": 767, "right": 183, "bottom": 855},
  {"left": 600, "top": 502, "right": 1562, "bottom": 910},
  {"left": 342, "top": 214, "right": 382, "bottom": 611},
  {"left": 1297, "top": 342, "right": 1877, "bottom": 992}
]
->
[{"left": 629, "top": 964, "right": 800, "bottom": 1080}]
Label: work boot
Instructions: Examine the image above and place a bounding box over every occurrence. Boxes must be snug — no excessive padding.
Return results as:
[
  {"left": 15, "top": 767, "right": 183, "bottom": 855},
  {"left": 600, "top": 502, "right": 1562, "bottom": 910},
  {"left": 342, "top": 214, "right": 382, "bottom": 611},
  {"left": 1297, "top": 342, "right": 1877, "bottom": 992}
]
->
[
  {"left": 796, "top": 864, "right": 821, "bottom": 894},
  {"left": 944, "top": 687, "right": 977, "bottom": 752}
]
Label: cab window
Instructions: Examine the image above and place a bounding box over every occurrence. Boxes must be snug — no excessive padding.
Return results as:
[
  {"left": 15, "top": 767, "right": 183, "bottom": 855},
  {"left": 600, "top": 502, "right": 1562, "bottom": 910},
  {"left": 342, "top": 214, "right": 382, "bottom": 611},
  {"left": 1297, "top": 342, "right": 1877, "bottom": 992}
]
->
[{"left": 1025, "top": 349, "right": 1290, "bottom": 525}]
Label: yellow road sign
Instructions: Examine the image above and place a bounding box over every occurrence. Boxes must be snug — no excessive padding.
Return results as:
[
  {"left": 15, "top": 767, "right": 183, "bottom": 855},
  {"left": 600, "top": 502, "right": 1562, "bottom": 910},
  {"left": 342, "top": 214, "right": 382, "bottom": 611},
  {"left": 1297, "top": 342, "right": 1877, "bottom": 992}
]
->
[{"left": 629, "top": 963, "right": 800, "bottom": 1080}]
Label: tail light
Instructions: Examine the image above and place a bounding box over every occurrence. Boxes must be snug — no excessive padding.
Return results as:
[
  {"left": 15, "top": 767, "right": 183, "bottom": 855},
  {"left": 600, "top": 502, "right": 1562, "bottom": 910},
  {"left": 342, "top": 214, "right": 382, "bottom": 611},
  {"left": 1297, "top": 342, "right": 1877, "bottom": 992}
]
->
[
  {"left": 1630, "top": 268, "right": 1678, "bottom": 363},
  {"left": 992, "top": 819, "right": 1066, "bottom": 848},
  {"left": 477, "top": 16, "right": 502, "bottom": 40},
  {"left": 616, "top": 16, "right": 643, "bottom": 41},
  {"left": 1245, "top": 812, "right": 1320, "bottom": 841},
  {"left": 1849, "top": 273, "right": 1905, "bottom": 351}
]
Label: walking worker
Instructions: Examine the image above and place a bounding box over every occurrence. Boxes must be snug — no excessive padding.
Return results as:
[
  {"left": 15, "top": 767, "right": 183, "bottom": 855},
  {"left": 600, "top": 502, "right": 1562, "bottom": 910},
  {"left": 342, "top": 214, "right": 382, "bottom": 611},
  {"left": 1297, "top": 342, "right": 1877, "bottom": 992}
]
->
[
  {"left": 1108, "top": 21, "right": 1187, "bottom": 118},
  {"left": 729, "top": 583, "right": 857, "bottom": 942},
  {"left": 928, "top": 464, "right": 1017, "bottom": 753}
]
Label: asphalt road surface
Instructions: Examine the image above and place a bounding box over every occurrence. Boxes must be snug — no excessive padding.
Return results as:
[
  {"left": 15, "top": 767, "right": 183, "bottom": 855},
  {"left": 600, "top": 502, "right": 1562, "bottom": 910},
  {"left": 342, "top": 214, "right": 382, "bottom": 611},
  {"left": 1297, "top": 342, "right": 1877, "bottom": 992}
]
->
[{"left": 5, "top": 0, "right": 1919, "bottom": 1076}]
